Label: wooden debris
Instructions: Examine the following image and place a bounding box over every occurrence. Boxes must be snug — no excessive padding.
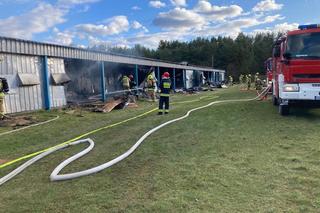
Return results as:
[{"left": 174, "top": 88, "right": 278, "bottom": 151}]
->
[{"left": 94, "top": 99, "right": 124, "bottom": 113}]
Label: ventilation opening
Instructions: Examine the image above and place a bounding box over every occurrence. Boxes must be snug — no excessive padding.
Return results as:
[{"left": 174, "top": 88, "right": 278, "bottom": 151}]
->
[
  {"left": 51, "top": 73, "right": 71, "bottom": 85},
  {"left": 18, "top": 73, "right": 40, "bottom": 86}
]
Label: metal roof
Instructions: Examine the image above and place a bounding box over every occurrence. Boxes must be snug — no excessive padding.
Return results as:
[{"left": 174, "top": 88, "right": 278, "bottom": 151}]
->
[{"left": 0, "top": 36, "right": 225, "bottom": 73}]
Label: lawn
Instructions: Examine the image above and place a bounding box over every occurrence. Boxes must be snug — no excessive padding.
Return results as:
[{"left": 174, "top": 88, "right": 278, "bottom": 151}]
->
[{"left": 0, "top": 87, "right": 320, "bottom": 213}]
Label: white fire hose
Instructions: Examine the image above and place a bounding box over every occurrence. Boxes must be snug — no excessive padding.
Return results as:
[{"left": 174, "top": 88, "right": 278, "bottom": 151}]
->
[{"left": 0, "top": 87, "right": 270, "bottom": 186}]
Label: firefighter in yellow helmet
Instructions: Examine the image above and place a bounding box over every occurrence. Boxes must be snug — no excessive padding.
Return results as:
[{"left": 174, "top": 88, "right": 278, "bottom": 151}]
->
[{"left": 147, "top": 74, "right": 156, "bottom": 102}]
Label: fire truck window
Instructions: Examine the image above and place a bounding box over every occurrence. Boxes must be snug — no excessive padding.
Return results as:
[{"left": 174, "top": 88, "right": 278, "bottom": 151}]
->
[
  {"left": 267, "top": 61, "right": 272, "bottom": 71},
  {"left": 288, "top": 36, "right": 304, "bottom": 53},
  {"left": 287, "top": 32, "right": 320, "bottom": 58}
]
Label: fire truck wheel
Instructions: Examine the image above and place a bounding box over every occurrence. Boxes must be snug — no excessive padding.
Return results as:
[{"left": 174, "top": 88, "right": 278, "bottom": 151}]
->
[
  {"left": 272, "top": 95, "right": 279, "bottom": 106},
  {"left": 279, "top": 104, "right": 290, "bottom": 116}
]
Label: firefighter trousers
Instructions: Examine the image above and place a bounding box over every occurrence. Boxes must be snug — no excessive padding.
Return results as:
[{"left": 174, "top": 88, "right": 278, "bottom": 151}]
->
[
  {"left": 147, "top": 89, "right": 156, "bottom": 102},
  {"left": 0, "top": 97, "right": 5, "bottom": 118},
  {"left": 159, "top": 96, "right": 169, "bottom": 113}
]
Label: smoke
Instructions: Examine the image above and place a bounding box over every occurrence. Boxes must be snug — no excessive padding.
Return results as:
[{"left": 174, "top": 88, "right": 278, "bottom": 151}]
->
[
  {"left": 64, "top": 58, "right": 188, "bottom": 102},
  {"left": 65, "top": 59, "right": 100, "bottom": 100}
]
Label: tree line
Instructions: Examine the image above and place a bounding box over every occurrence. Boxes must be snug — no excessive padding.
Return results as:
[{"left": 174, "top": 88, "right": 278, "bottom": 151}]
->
[{"left": 90, "top": 32, "right": 281, "bottom": 80}]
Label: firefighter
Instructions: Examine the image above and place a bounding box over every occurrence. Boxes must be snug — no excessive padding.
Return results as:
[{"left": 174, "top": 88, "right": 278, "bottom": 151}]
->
[
  {"left": 239, "top": 74, "right": 244, "bottom": 84},
  {"left": 129, "top": 75, "right": 136, "bottom": 89},
  {"left": 0, "top": 78, "right": 8, "bottom": 119},
  {"left": 241, "top": 74, "right": 246, "bottom": 84},
  {"left": 122, "top": 75, "right": 131, "bottom": 91},
  {"left": 158, "top": 72, "right": 171, "bottom": 115},
  {"left": 146, "top": 74, "right": 156, "bottom": 102},
  {"left": 255, "top": 78, "right": 267, "bottom": 100},
  {"left": 228, "top": 75, "right": 233, "bottom": 86},
  {"left": 239, "top": 74, "right": 245, "bottom": 90},
  {"left": 129, "top": 74, "right": 138, "bottom": 98},
  {"left": 246, "top": 74, "right": 252, "bottom": 90},
  {"left": 254, "top": 72, "right": 260, "bottom": 88},
  {"left": 254, "top": 72, "right": 259, "bottom": 82},
  {"left": 255, "top": 78, "right": 263, "bottom": 91}
]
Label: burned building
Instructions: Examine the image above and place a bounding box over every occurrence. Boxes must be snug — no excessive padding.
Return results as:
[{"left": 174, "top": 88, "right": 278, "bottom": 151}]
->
[{"left": 0, "top": 36, "right": 225, "bottom": 114}]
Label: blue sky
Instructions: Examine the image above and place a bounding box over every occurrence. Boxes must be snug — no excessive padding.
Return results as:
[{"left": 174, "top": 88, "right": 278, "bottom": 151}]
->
[{"left": 0, "top": 0, "right": 319, "bottom": 48}]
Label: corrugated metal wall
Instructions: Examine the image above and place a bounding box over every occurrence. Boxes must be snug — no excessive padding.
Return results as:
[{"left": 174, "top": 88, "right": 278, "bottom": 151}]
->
[
  {"left": 0, "top": 53, "right": 43, "bottom": 113},
  {"left": 0, "top": 36, "right": 225, "bottom": 73},
  {"left": 0, "top": 54, "right": 67, "bottom": 113},
  {"left": 48, "top": 58, "right": 67, "bottom": 108}
]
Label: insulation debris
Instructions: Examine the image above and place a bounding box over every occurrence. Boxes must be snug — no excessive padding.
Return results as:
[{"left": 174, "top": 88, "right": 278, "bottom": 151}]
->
[{"left": 0, "top": 116, "right": 38, "bottom": 128}]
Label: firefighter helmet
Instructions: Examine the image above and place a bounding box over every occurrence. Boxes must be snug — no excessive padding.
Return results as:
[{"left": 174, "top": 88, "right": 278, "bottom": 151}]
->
[
  {"left": 147, "top": 74, "right": 153, "bottom": 80},
  {"left": 163, "top": 72, "right": 170, "bottom": 78}
]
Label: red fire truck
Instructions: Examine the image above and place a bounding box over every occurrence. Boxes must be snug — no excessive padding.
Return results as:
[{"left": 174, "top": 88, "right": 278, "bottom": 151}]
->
[{"left": 271, "top": 24, "right": 320, "bottom": 115}]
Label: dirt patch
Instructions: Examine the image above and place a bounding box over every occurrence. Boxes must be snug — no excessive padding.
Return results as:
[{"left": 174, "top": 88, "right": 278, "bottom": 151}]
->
[
  {"left": 0, "top": 159, "right": 9, "bottom": 165},
  {"left": 0, "top": 116, "right": 39, "bottom": 128}
]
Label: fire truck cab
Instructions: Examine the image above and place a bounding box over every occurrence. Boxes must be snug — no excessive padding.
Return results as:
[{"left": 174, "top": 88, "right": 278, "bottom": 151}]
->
[{"left": 272, "top": 24, "right": 320, "bottom": 115}]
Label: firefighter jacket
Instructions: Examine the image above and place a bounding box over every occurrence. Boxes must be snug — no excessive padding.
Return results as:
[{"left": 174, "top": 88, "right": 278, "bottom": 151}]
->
[
  {"left": 147, "top": 79, "right": 156, "bottom": 90},
  {"left": 159, "top": 77, "right": 171, "bottom": 97},
  {"left": 0, "top": 79, "right": 4, "bottom": 98},
  {"left": 122, "top": 76, "right": 130, "bottom": 88},
  {"left": 130, "top": 80, "right": 137, "bottom": 89}
]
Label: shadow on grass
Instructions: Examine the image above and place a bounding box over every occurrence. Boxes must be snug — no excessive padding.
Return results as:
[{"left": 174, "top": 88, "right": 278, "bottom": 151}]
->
[{"left": 290, "top": 107, "right": 320, "bottom": 121}]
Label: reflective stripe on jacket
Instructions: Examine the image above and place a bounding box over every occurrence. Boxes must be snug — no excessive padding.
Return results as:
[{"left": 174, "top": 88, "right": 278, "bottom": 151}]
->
[{"left": 159, "top": 77, "right": 171, "bottom": 97}]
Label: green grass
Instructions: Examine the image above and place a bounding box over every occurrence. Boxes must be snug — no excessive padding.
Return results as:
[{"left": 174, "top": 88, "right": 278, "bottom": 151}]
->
[{"left": 1, "top": 87, "right": 320, "bottom": 213}]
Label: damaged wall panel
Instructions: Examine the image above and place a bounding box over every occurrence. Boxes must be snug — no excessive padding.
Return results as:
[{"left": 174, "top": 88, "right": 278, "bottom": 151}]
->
[
  {"left": 0, "top": 54, "right": 69, "bottom": 113},
  {"left": 104, "top": 62, "right": 131, "bottom": 93},
  {"left": 65, "top": 60, "right": 153, "bottom": 101},
  {"left": 175, "top": 69, "right": 184, "bottom": 89},
  {"left": 48, "top": 58, "right": 68, "bottom": 108},
  {"left": 0, "top": 53, "right": 43, "bottom": 113},
  {"left": 65, "top": 59, "right": 101, "bottom": 101}
]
